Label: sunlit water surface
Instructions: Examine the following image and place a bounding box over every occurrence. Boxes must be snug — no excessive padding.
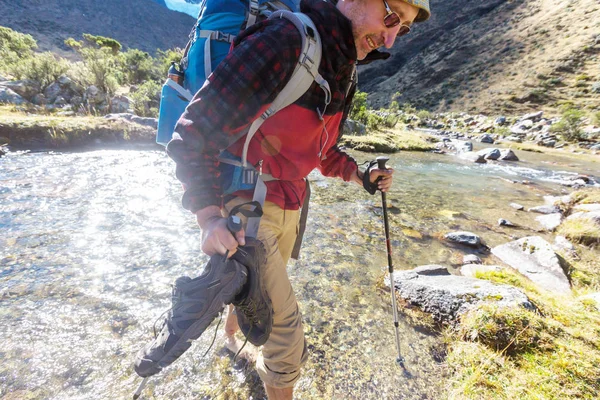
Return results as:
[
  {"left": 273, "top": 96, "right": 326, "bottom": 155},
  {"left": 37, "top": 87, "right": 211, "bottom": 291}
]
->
[{"left": 1, "top": 147, "right": 598, "bottom": 399}]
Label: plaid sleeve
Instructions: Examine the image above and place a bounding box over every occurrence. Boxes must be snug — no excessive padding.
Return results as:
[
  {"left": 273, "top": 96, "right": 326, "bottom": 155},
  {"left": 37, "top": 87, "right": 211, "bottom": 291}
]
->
[{"left": 167, "top": 19, "right": 302, "bottom": 213}]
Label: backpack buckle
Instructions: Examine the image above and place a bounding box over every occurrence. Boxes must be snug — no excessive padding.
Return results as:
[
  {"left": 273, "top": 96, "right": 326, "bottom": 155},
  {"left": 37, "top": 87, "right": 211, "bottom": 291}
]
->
[{"left": 215, "top": 31, "right": 234, "bottom": 43}]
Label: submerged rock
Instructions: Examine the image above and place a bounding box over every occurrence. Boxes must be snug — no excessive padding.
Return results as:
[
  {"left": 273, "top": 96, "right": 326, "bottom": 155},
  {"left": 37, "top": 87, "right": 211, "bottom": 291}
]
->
[
  {"left": 528, "top": 205, "right": 560, "bottom": 214},
  {"left": 390, "top": 266, "right": 534, "bottom": 323},
  {"left": 491, "top": 236, "right": 571, "bottom": 294},
  {"left": 510, "top": 202, "right": 525, "bottom": 210},
  {"left": 444, "top": 231, "right": 483, "bottom": 248},
  {"left": 458, "top": 152, "right": 486, "bottom": 163}
]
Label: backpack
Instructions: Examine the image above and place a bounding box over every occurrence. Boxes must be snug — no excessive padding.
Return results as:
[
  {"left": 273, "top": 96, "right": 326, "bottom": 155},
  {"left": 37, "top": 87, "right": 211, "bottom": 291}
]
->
[{"left": 155, "top": 0, "right": 327, "bottom": 146}]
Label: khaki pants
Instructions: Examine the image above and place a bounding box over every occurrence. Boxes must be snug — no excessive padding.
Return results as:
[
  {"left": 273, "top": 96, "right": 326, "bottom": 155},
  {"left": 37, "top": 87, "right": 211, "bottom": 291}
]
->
[{"left": 224, "top": 198, "right": 308, "bottom": 388}]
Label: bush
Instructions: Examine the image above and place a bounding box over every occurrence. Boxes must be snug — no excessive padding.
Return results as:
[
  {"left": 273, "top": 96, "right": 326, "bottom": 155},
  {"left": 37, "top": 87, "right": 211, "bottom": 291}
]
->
[
  {"left": 549, "top": 107, "right": 585, "bottom": 142},
  {"left": 75, "top": 47, "right": 121, "bottom": 97},
  {"left": 0, "top": 26, "right": 37, "bottom": 72},
  {"left": 156, "top": 48, "right": 184, "bottom": 77},
  {"left": 121, "top": 49, "right": 160, "bottom": 84},
  {"left": 82, "top": 33, "right": 122, "bottom": 54},
  {"left": 130, "top": 80, "right": 161, "bottom": 117},
  {"left": 13, "top": 52, "right": 69, "bottom": 91}
]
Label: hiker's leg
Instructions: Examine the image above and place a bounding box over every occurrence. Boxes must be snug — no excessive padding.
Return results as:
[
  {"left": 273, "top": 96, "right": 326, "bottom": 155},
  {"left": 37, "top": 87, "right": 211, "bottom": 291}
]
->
[
  {"left": 265, "top": 385, "right": 293, "bottom": 400},
  {"left": 255, "top": 202, "right": 307, "bottom": 391},
  {"left": 224, "top": 304, "right": 238, "bottom": 336}
]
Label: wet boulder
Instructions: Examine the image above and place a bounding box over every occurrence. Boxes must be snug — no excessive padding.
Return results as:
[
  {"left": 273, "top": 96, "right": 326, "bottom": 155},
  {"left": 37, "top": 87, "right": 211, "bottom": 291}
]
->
[
  {"left": 499, "top": 149, "right": 519, "bottom": 161},
  {"left": 477, "top": 148, "right": 501, "bottom": 160},
  {"left": 498, "top": 218, "right": 517, "bottom": 227},
  {"left": 389, "top": 266, "right": 535, "bottom": 323},
  {"left": 478, "top": 133, "right": 495, "bottom": 143},
  {"left": 463, "top": 254, "right": 482, "bottom": 264},
  {"left": 458, "top": 152, "right": 486, "bottom": 163},
  {"left": 444, "top": 231, "right": 483, "bottom": 248},
  {"left": 491, "top": 236, "right": 571, "bottom": 294}
]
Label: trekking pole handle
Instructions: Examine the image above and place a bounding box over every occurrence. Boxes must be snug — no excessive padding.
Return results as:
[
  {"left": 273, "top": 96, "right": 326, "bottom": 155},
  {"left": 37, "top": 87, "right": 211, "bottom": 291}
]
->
[
  {"left": 226, "top": 215, "right": 243, "bottom": 234},
  {"left": 376, "top": 156, "right": 389, "bottom": 171}
]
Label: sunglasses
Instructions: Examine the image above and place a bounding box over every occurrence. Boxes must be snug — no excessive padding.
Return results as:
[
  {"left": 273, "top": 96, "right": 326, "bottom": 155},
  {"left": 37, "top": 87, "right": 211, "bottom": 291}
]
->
[{"left": 383, "top": 0, "right": 411, "bottom": 37}]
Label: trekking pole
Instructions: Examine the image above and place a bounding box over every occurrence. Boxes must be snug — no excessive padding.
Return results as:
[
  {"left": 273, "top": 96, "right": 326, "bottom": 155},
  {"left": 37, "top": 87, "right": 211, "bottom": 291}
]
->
[
  {"left": 376, "top": 156, "right": 405, "bottom": 368},
  {"left": 133, "top": 377, "right": 148, "bottom": 400}
]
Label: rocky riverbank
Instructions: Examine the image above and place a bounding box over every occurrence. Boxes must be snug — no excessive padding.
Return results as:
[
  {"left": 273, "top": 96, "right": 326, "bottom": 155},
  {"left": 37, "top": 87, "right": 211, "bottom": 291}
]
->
[{"left": 388, "top": 187, "right": 600, "bottom": 399}]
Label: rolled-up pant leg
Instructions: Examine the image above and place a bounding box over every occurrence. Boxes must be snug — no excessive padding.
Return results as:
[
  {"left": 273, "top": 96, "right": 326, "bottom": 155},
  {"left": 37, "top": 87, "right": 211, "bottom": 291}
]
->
[{"left": 224, "top": 198, "right": 307, "bottom": 388}]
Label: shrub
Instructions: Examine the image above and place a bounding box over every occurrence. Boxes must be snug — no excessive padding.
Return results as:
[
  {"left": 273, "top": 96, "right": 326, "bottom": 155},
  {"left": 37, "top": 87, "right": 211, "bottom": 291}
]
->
[
  {"left": 82, "top": 33, "right": 122, "bottom": 54},
  {"left": 73, "top": 47, "right": 121, "bottom": 97},
  {"left": 121, "top": 49, "right": 160, "bottom": 84},
  {"left": 130, "top": 80, "right": 161, "bottom": 117},
  {"left": 156, "top": 48, "right": 184, "bottom": 77},
  {"left": 549, "top": 107, "right": 585, "bottom": 142},
  {"left": 0, "top": 26, "right": 37, "bottom": 72},
  {"left": 12, "top": 52, "right": 69, "bottom": 91},
  {"left": 417, "top": 109, "right": 431, "bottom": 121}
]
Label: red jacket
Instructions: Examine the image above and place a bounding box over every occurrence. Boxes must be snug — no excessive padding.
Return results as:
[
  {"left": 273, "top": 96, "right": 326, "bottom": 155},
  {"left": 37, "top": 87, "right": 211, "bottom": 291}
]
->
[{"left": 168, "top": 0, "right": 359, "bottom": 212}]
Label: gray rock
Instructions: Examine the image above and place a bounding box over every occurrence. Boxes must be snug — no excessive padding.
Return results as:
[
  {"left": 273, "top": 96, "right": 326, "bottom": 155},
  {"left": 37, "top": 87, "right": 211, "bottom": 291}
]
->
[
  {"left": 591, "top": 143, "right": 600, "bottom": 151},
  {"left": 573, "top": 204, "right": 600, "bottom": 212},
  {"left": 462, "top": 254, "right": 482, "bottom": 264},
  {"left": 0, "top": 87, "right": 27, "bottom": 104},
  {"left": 504, "top": 135, "right": 523, "bottom": 142},
  {"left": 390, "top": 270, "right": 535, "bottom": 323},
  {"left": 460, "top": 264, "right": 503, "bottom": 277},
  {"left": 1, "top": 79, "right": 40, "bottom": 100},
  {"left": 104, "top": 113, "right": 158, "bottom": 129},
  {"left": 31, "top": 93, "right": 46, "bottom": 105},
  {"left": 84, "top": 85, "right": 106, "bottom": 105},
  {"left": 495, "top": 116, "right": 507, "bottom": 125},
  {"left": 478, "top": 134, "right": 495, "bottom": 144},
  {"left": 520, "top": 111, "right": 544, "bottom": 122},
  {"left": 54, "top": 96, "right": 67, "bottom": 106},
  {"left": 498, "top": 218, "right": 516, "bottom": 227},
  {"left": 528, "top": 205, "right": 560, "bottom": 214},
  {"left": 110, "top": 95, "right": 133, "bottom": 114},
  {"left": 412, "top": 265, "right": 451, "bottom": 276},
  {"left": 536, "top": 213, "right": 562, "bottom": 231},
  {"left": 343, "top": 119, "right": 367, "bottom": 136},
  {"left": 567, "top": 211, "right": 600, "bottom": 225},
  {"left": 444, "top": 231, "right": 482, "bottom": 248},
  {"left": 491, "top": 236, "right": 571, "bottom": 294},
  {"left": 544, "top": 195, "right": 571, "bottom": 206},
  {"left": 458, "top": 152, "right": 486, "bottom": 163},
  {"left": 510, "top": 203, "right": 524, "bottom": 210},
  {"left": 44, "top": 82, "right": 62, "bottom": 103},
  {"left": 477, "top": 148, "right": 501, "bottom": 160},
  {"left": 553, "top": 236, "right": 575, "bottom": 255},
  {"left": 499, "top": 149, "right": 519, "bottom": 161}
]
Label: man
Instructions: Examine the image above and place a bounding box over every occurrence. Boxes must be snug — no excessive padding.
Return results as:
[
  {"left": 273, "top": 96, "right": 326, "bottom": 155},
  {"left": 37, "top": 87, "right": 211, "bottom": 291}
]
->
[{"left": 166, "top": 0, "right": 430, "bottom": 398}]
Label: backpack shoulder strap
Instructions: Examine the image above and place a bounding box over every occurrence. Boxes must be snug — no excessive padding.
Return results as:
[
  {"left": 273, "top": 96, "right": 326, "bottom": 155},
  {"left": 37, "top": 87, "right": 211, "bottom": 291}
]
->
[{"left": 240, "top": 10, "right": 331, "bottom": 167}]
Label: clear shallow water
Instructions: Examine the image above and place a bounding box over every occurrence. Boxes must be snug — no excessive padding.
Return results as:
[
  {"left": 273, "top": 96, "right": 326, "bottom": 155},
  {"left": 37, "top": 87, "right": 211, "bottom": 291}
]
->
[{"left": 0, "top": 148, "right": 598, "bottom": 399}]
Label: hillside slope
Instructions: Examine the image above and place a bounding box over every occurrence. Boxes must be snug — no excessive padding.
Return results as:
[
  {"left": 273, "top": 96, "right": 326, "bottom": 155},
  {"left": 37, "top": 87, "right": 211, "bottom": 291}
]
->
[
  {"left": 0, "top": 0, "right": 195, "bottom": 56},
  {"left": 362, "top": 0, "right": 600, "bottom": 116}
]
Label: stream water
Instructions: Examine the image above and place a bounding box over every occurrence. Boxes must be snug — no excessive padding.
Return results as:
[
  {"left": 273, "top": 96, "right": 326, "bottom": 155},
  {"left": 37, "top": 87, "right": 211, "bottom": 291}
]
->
[{"left": 1, "top": 146, "right": 598, "bottom": 400}]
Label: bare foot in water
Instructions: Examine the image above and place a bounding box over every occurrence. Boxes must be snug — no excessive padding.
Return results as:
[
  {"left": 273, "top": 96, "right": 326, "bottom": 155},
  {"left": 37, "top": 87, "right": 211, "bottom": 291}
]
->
[{"left": 224, "top": 334, "right": 258, "bottom": 363}]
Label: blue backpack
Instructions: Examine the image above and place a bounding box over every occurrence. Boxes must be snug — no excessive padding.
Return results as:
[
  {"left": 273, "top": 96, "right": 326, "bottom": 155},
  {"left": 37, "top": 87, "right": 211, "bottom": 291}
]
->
[{"left": 156, "top": 0, "right": 316, "bottom": 146}]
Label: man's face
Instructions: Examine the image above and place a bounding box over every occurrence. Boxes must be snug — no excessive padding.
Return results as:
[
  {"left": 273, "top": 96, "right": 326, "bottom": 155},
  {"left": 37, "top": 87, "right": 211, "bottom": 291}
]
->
[{"left": 337, "top": 0, "right": 420, "bottom": 60}]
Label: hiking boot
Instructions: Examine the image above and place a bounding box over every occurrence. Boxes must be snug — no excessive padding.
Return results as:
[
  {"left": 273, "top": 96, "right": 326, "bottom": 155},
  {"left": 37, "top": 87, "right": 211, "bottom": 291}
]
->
[
  {"left": 231, "top": 238, "right": 273, "bottom": 346},
  {"left": 134, "top": 254, "right": 249, "bottom": 377}
]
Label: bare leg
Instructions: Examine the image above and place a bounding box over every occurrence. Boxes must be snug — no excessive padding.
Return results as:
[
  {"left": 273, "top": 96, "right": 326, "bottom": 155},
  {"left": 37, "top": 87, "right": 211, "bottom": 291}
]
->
[
  {"left": 265, "top": 385, "right": 293, "bottom": 400},
  {"left": 224, "top": 304, "right": 239, "bottom": 337}
]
